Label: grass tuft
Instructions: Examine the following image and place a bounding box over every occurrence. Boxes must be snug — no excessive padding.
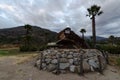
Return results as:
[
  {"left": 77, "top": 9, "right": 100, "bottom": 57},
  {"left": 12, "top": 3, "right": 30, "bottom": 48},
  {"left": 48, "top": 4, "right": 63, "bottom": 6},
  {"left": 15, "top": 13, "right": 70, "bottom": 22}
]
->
[
  {"left": 0, "top": 49, "right": 19, "bottom": 56},
  {"left": 116, "top": 58, "right": 120, "bottom": 66}
]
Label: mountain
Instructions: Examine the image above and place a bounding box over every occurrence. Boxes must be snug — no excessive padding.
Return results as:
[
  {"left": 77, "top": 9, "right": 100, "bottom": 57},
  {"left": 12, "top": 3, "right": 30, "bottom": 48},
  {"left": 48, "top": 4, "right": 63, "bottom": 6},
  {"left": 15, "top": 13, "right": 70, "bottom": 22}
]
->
[
  {"left": 96, "top": 36, "right": 107, "bottom": 41},
  {"left": 0, "top": 26, "right": 58, "bottom": 47},
  {"left": 85, "top": 36, "right": 107, "bottom": 41}
]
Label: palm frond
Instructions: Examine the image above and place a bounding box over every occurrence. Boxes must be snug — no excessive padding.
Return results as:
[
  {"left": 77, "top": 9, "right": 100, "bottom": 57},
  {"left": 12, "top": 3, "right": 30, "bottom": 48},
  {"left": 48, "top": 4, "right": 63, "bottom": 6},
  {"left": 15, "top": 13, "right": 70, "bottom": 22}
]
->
[{"left": 98, "top": 11, "right": 103, "bottom": 15}]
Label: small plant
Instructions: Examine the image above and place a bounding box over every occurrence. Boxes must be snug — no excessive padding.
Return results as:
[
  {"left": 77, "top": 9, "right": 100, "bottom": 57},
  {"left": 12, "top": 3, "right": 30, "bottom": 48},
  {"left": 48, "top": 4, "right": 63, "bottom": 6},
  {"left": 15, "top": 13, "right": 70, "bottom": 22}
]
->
[
  {"left": 20, "top": 45, "right": 37, "bottom": 52},
  {"left": 0, "top": 49, "right": 19, "bottom": 56},
  {"left": 20, "top": 46, "right": 29, "bottom": 51},
  {"left": 116, "top": 58, "right": 120, "bottom": 66},
  {"left": 97, "top": 45, "right": 120, "bottom": 54},
  {"left": 39, "top": 45, "right": 48, "bottom": 51},
  {"left": 0, "top": 50, "right": 9, "bottom": 56}
]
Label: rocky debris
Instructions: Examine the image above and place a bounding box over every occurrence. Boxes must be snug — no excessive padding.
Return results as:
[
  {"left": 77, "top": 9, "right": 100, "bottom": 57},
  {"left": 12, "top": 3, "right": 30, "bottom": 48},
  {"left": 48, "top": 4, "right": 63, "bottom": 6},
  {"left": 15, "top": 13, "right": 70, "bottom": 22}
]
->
[
  {"left": 60, "top": 70, "right": 67, "bottom": 74},
  {"left": 36, "top": 59, "right": 40, "bottom": 67},
  {"left": 35, "top": 49, "right": 107, "bottom": 75},
  {"left": 41, "top": 63, "right": 46, "bottom": 69},
  {"left": 70, "top": 65, "right": 76, "bottom": 72},
  {"left": 83, "top": 60, "right": 90, "bottom": 70}
]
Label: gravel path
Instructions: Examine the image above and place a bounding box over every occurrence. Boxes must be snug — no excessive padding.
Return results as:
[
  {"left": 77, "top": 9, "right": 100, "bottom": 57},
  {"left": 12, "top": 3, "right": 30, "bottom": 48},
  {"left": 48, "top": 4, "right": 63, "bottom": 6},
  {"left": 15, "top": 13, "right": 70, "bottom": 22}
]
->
[{"left": 0, "top": 55, "right": 120, "bottom": 80}]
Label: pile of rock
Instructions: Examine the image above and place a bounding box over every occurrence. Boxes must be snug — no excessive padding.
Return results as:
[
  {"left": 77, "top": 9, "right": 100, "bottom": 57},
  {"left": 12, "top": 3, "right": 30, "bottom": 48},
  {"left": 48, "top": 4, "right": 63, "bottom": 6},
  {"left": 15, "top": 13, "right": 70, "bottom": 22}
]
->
[{"left": 35, "top": 49, "right": 107, "bottom": 74}]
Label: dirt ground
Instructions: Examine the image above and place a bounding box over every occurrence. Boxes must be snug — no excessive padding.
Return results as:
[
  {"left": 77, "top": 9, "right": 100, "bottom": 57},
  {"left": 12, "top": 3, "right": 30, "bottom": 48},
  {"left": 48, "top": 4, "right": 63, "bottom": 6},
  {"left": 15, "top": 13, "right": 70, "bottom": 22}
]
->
[{"left": 0, "top": 54, "right": 120, "bottom": 80}]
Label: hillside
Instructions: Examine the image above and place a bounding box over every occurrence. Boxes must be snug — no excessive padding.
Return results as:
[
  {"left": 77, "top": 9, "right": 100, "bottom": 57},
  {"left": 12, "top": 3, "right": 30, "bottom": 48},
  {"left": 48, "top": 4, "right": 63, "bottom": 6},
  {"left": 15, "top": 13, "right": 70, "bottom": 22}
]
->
[
  {"left": 0, "top": 26, "right": 57, "bottom": 47},
  {"left": 85, "top": 36, "right": 107, "bottom": 41}
]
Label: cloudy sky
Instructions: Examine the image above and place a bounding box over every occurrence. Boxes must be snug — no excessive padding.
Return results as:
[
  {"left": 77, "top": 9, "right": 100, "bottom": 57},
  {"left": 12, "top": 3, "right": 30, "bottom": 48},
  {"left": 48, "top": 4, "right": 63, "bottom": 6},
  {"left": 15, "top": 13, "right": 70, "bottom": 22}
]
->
[{"left": 0, "top": 0, "right": 120, "bottom": 37}]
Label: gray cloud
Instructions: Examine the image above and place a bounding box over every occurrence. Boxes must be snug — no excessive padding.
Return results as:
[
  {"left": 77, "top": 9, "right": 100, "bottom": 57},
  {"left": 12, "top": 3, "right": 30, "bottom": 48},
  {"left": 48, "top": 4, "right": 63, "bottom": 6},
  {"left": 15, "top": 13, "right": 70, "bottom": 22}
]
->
[{"left": 0, "top": 0, "right": 120, "bottom": 37}]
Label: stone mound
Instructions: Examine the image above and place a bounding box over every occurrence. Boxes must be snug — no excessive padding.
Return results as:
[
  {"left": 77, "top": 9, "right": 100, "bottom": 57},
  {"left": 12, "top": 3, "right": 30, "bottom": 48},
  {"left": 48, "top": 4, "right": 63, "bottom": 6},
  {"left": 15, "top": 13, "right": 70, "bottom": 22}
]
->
[{"left": 35, "top": 49, "right": 108, "bottom": 75}]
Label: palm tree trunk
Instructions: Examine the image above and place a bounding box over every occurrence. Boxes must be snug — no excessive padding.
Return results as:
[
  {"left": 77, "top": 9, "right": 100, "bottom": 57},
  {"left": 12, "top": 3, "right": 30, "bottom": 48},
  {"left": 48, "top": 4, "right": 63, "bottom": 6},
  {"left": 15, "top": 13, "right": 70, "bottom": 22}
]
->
[
  {"left": 82, "top": 33, "right": 84, "bottom": 40},
  {"left": 92, "top": 16, "right": 96, "bottom": 48}
]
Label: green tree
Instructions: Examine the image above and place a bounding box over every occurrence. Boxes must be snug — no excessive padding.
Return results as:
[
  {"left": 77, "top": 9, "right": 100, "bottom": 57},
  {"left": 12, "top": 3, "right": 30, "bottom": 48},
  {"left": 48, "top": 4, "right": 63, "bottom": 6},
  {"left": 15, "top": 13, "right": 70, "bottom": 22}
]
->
[
  {"left": 87, "top": 5, "right": 103, "bottom": 48},
  {"left": 80, "top": 29, "right": 86, "bottom": 40}
]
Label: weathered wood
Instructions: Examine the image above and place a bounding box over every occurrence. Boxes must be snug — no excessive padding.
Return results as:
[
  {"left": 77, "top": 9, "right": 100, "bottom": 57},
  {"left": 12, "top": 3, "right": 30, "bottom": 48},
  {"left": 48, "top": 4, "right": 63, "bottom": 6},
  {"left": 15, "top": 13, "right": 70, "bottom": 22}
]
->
[
  {"left": 56, "top": 54, "right": 60, "bottom": 75},
  {"left": 101, "top": 50, "right": 105, "bottom": 58},
  {"left": 39, "top": 52, "right": 43, "bottom": 70},
  {"left": 102, "top": 51, "right": 107, "bottom": 64},
  {"left": 97, "top": 55, "right": 103, "bottom": 74},
  {"left": 105, "top": 52, "right": 109, "bottom": 64},
  {"left": 101, "top": 50, "right": 109, "bottom": 65},
  {"left": 79, "top": 55, "right": 84, "bottom": 75}
]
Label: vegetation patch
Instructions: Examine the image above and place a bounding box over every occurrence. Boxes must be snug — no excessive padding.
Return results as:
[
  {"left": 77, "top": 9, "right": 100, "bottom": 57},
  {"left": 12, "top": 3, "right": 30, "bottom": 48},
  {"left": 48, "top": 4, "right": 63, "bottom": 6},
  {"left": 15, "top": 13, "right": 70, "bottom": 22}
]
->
[
  {"left": 0, "top": 50, "right": 9, "bottom": 56},
  {"left": 116, "top": 58, "right": 120, "bottom": 66},
  {"left": 0, "top": 49, "right": 19, "bottom": 56},
  {"left": 97, "top": 45, "right": 120, "bottom": 54}
]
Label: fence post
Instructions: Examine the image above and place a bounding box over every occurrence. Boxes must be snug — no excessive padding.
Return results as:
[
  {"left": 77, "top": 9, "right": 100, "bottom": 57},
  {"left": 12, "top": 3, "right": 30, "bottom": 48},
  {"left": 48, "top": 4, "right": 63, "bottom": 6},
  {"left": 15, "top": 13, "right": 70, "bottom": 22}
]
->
[
  {"left": 79, "top": 55, "right": 84, "bottom": 75},
  {"left": 97, "top": 55, "right": 103, "bottom": 74},
  {"left": 56, "top": 54, "right": 60, "bottom": 75},
  {"left": 39, "top": 52, "right": 43, "bottom": 70},
  {"left": 105, "top": 52, "right": 109, "bottom": 64},
  {"left": 101, "top": 51, "right": 109, "bottom": 65}
]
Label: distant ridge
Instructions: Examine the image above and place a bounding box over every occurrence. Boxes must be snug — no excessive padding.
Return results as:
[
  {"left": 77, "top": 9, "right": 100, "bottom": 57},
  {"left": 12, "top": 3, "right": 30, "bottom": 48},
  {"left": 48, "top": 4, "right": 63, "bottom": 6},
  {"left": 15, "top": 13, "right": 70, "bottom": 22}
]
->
[
  {"left": 0, "top": 26, "right": 57, "bottom": 46},
  {"left": 85, "top": 36, "right": 107, "bottom": 41}
]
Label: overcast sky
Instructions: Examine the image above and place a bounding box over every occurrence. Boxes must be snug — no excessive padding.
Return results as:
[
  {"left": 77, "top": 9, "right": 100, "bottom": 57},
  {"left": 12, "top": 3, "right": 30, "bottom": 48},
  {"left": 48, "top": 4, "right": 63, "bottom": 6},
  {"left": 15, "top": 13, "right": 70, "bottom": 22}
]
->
[{"left": 0, "top": 0, "right": 120, "bottom": 37}]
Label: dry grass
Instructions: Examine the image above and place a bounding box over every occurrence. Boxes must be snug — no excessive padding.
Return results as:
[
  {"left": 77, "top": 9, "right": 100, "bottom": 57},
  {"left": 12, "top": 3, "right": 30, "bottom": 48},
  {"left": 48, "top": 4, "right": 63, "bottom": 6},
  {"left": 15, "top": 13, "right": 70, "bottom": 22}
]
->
[
  {"left": 0, "top": 52, "right": 39, "bottom": 65},
  {"left": 0, "top": 48, "right": 40, "bottom": 64},
  {"left": 109, "top": 56, "right": 120, "bottom": 69},
  {"left": 15, "top": 53, "right": 38, "bottom": 64}
]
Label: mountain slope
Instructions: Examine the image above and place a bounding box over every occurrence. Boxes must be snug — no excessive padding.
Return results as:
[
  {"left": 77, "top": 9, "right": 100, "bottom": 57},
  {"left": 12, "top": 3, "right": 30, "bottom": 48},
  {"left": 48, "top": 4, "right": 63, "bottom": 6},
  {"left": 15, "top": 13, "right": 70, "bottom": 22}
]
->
[
  {"left": 0, "top": 26, "right": 57, "bottom": 46},
  {"left": 85, "top": 36, "right": 107, "bottom": 41}
]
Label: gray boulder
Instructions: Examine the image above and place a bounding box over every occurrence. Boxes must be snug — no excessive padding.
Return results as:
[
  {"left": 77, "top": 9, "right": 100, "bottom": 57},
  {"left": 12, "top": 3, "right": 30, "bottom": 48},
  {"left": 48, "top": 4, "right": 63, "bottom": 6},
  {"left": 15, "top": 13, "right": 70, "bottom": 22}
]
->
[
  {"left": 69, "top": 65, "right": 76, "bottom": 72},
  {"left": 60, "top": 58, "right": 68, "bottom": 63},
  {"left": 67, "top": 54, "right": 73, "bottom": 59},
  {"left": 47, "top": 64, "right": 56, "bottom": 72},
  {"left": 45, "top": 58, "right": 52, "bottom": 64},
  {"left": 87, "top": 59, "right": 99, "bottom": 68},
  {"left": 60, "top": 63, "right": 69, "bottom": 70},
  {"left": 61, "top": 54, "right": 67, "bottom": 58},
  {"left": 51, "top": 59, "right": 58, "bottom": 64},
  {"left": 68, "top": 59, "right": 74, "bottom": 64},
  {"left": 42, "top": 63, "right": 47, "bottom": 69}
]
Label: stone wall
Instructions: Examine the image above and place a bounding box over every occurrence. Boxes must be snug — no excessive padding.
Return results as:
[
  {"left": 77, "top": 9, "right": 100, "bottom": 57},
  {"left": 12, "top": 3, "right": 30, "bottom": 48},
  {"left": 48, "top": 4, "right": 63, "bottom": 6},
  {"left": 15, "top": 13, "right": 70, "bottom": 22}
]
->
[{"left": 35, "top": 49, "right": 107, "bottom": 74}]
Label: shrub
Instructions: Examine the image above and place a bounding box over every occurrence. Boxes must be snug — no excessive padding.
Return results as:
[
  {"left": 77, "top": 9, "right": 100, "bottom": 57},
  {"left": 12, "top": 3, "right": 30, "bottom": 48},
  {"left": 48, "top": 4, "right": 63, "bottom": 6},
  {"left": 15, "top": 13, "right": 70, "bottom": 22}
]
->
[
  {"left": 0, "top": 49, "right": 20, "bottom": 56},
  {"left": 29, "top": 46, "right": 38, "bottom": 51},
  {"left": 20, "top": 46, "right": 29, "bottom": 52},
  {"left": 116, "top": 58, "right": 120, "bottom": 66},
  {"left": 20, "top": 45, "right": 37, "bottom": 52},
  {"left": 97, "top": 45, "right": 120, "bottom": 54},
  {"left": 39, "top": 45, "right": 48, "bottom": 51}
]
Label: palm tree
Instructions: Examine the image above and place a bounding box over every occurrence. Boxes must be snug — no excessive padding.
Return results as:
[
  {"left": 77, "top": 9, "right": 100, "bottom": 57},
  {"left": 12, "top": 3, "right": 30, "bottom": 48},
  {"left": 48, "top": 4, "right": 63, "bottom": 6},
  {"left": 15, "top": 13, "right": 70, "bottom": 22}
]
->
[
  {"left": 24, "top": 24, "right": 32, "bottom": 35},
  {"left": 80, "top": 29, "right": 86, "bottom": 40},
  {"left": 87, "top": 5, "right": 103, "bottom": 48},
  {"left": 109, "top": 35, "right": 115, "bottom": 45},
  {"left": 24, "top": 24, "right": 32, "bottom": 48}
]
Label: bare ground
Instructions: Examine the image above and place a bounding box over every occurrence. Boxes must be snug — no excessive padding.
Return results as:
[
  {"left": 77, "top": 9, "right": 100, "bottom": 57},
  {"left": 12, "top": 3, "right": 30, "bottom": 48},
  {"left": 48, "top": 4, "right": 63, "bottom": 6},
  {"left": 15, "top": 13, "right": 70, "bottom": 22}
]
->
[{"left": 0, "top": 54, "right": 120, "bottom": 80}]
